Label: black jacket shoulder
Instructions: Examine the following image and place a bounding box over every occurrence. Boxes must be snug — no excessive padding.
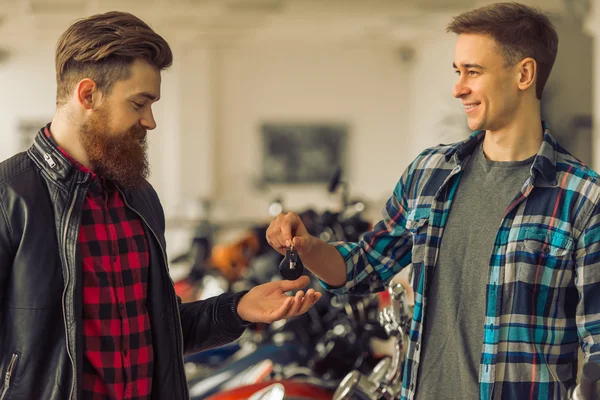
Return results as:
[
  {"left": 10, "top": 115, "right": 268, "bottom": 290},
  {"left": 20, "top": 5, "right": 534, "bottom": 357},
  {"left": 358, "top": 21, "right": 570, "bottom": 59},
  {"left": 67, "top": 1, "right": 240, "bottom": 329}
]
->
[{"left": 0, "top": 152, "right": 37, "bottom": 186}]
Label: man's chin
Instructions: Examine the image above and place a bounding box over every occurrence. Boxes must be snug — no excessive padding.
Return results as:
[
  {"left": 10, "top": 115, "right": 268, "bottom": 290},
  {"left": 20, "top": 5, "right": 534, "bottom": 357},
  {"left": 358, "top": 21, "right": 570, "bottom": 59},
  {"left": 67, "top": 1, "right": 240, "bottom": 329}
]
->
[
  {"left": 94, "top": 162, "right": 149, "bottom": 190},
  {"left": 466, "top": 118, "right": 483, "bottom": 132},
  {"left": 110, "top": 176, "right": 148, "bottom": 190}
]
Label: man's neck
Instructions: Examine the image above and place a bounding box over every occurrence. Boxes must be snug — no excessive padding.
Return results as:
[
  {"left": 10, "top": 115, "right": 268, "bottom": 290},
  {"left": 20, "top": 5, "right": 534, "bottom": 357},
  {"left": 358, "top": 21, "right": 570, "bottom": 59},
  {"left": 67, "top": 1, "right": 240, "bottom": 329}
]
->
[
  {"left": 481, "top": 108, "right": 543, "bottom": 162},
  {"left": 49, "top": 114, "right": 94, "bottom": 171}
]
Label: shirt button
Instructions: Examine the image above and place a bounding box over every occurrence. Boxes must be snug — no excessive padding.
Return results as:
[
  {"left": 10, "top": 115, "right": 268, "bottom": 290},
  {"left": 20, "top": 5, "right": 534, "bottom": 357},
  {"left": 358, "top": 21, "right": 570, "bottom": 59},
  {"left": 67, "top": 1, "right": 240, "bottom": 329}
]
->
[{"left": 119, "top": 304, "right": 124, "bottom": 310}]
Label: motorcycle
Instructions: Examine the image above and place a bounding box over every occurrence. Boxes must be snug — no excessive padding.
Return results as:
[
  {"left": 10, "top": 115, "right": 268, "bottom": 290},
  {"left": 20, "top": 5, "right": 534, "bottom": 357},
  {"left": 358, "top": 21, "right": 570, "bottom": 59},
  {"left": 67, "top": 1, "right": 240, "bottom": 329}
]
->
[
  {"left": 174, "top": 167, "right": 386, "bottom": 398},
  {"left": 185, "top": 273, "right": 389, "bottom": 399},
  {"left": 332, "top": 281, "right": 412, "bottom": 400},
  {"left": 201, "top": 279, "right": 413, "bottom": 400}
]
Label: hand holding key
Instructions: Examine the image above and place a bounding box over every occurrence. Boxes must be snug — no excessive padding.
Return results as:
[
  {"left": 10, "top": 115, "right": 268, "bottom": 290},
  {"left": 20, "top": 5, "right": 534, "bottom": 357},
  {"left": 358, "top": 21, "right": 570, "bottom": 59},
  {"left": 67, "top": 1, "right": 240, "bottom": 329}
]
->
[
  {"left": 266, "top": 212, "right": 316, "bottom": 257},
  {"left": 279, "top": 242, "right": 304, "bottom": 280},
  {"left": 266, "top": 212, "right": 349, "bottom": 288}
]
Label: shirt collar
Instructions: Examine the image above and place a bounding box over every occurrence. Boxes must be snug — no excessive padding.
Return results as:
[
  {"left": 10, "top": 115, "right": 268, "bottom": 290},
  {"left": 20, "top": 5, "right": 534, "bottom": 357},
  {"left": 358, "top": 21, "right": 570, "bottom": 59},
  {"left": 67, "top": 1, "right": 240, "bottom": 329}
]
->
[{"left": 445, "top": 120, "right": 557, "bottom": 185}]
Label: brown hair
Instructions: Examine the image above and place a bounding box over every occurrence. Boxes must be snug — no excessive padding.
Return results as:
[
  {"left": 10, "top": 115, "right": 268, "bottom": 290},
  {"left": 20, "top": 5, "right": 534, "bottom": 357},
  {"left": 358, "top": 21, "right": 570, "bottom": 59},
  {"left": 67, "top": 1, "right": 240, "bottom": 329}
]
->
[
  {"left": 55, "top": 11, "right": 173, "bottom": 106},
  {"left": 447, "top": 2, "right": 558, "bottom": 100}
]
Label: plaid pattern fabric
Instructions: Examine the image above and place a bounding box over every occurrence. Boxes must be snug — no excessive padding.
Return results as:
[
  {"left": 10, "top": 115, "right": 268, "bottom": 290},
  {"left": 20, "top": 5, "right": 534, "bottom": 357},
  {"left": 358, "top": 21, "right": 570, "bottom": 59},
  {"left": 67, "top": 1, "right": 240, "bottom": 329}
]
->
[
  {"left": 320, "top": 121, "right": 600, "bottom": 399},
  {"left": 45, "top": 128, "right": 154, "bottom": 400}
]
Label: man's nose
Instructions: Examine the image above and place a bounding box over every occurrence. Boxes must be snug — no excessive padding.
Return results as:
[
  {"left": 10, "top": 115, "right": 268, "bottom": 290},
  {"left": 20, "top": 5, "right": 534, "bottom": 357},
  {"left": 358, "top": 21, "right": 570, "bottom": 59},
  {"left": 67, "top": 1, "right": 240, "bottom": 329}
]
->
[{"left": 453, "top": 80, "right": 470, "bottom": 98}]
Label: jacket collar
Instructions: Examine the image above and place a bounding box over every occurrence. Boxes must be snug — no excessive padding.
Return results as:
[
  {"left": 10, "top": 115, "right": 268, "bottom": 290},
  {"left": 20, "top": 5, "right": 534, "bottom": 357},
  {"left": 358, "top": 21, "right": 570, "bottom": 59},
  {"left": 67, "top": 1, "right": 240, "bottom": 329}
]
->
[
  {"left": 444, "top": 120, "right": 558, "bottom": 185},
  {"left": 27, "top": 124, "right": 83, "bottom": 183}
]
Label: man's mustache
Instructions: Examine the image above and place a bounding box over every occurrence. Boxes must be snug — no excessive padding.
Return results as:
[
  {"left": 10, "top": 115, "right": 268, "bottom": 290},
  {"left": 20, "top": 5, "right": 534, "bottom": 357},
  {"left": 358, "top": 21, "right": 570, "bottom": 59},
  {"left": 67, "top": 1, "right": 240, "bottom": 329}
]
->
[{"left": 125, "top": 126, "right": 147, "bottom": 143}]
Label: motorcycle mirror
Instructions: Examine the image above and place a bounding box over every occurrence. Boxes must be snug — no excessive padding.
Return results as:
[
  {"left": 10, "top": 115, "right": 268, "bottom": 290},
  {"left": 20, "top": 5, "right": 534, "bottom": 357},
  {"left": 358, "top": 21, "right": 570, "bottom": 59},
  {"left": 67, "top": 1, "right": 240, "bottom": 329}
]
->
[
  {"left": 248, "top": 383, "right": 286, "bottom": 400},
  {"left": 328, "top": 166, "right": 342, "bottom": 193}
]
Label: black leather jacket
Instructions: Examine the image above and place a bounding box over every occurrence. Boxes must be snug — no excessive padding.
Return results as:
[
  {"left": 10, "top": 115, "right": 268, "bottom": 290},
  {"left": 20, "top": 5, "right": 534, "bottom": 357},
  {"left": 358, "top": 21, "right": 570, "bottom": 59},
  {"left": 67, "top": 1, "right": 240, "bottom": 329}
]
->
[{"left": 0, "top": 128, "right": 249, "bottom": 399}]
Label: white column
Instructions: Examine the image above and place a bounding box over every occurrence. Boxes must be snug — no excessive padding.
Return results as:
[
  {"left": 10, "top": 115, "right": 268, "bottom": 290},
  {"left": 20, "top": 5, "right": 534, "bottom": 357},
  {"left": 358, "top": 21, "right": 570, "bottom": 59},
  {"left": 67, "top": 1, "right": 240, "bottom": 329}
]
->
[
  {"left": 148, "top": 57, "right": 182, "bottom": 218},
  {"left": 178, "top": 46, "right": 218, "bottom": 203},
  {"left": 584, "top": 0, "right": 600, "bottom": 170},
  {"left": 148, "top": 39, "right": 218, "bottom": 221}
]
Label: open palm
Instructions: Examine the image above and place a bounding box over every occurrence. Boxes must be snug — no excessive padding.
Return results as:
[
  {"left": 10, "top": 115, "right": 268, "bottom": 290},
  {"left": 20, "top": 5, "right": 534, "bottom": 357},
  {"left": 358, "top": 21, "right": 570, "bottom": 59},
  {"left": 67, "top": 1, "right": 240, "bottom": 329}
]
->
[{"left": 237, "top": 276, "right": 322, "bottom": 324}]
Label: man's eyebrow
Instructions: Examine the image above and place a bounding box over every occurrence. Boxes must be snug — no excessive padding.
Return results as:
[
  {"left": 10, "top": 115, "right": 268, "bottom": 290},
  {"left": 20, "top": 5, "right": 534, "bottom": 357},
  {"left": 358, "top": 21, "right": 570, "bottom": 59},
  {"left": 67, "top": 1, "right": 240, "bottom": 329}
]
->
[
  {"left": 133, "top": 92, "right": 159, "bottom": 101},
  {"left": 453, "top": 62, "right": 485, "bottom": 69}
]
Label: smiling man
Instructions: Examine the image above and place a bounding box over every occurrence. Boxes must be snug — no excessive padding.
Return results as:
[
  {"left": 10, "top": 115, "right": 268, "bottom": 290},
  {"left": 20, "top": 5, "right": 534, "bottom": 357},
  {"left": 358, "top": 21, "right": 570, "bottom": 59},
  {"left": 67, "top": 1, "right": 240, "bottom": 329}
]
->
[
  {"left": 266, "top": 2, "right": 600, "bottom": 399},
  {"left": 0, "top": 11, "right": 321, "bottom": 400}
]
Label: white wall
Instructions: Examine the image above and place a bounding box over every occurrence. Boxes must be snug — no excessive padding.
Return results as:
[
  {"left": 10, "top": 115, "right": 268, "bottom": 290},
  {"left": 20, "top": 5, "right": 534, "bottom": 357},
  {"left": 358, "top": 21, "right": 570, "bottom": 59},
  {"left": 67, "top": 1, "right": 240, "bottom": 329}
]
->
[
  {"left": 542, "top": 17, "right": 594, "bottom": 167},
  {"left": 0, "top": 48, "right": 57, "bottom": 160},
  {"left": 588, "top": 0, "right": 600, "bottom": 170},
  {"left": 212, "top": 43, "right": 412, "bottom": 222},
  {"left": 407, "top": 34, "right": 468, "bottom": 151},
  {"left": 0, "top": 10, "right": 592, "bottom": 231}
]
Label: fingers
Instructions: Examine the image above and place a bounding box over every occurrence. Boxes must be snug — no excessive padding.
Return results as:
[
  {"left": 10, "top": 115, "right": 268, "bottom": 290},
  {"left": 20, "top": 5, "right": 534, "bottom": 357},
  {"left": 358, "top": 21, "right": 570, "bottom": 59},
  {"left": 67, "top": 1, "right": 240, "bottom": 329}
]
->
[
  {"left": 279, "top": 213, "right": 302, "bottom": 246},
  {"left": 268, "top": 296, "right": 294, "bottom": 322},
  {"left": 285, "top": 290, "right": 321, "bottom": 318},
  {"left": 266, "top": 212, "right": 307, "bottom": 254},
  {"left": 268, "top": 232, "right": 286, "bottom": 254},
  {"left": 266, "top": 216, "right": 285, "bottom": 253},
  {"left": 267, "top": 289, "right": 322, "bottom": 323},
  {"left": 277, "top": 275, "right": 310, "bottom": 292},
  {"left": 285, "top": 290, "right": 305, "bottom": 316},
  {"left": 296, "top": 289, "right": 321, "bottom": 315},
  {"left": 291, "top": 235, "right": 314, "bottom": 255}
]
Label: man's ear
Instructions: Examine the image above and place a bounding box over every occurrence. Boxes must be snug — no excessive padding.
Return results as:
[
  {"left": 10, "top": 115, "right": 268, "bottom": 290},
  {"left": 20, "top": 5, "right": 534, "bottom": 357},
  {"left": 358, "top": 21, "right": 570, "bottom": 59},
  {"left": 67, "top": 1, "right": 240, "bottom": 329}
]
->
[
  {"left": 516, "top": 57, "right": 537, "bottom": 93},
  {"left": 75, "top": 79, "right": 102, "bottom": 110}
]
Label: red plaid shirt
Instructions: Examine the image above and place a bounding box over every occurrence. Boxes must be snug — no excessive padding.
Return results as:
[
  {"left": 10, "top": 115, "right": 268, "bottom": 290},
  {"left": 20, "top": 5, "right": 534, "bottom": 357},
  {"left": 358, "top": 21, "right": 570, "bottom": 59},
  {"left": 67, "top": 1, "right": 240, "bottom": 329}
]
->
[{"left": 45, "top": 128, "right": 154, "bottom": 399}]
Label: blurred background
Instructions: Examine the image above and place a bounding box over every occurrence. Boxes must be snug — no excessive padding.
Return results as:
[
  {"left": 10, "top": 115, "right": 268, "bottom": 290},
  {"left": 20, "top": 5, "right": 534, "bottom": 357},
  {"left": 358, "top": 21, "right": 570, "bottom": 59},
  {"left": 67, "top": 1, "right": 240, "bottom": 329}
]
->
[
  {"left": 0, "top": 0, "right": 595, "bottom": 261},
  {"left": 0, "top": 0, "right": 596, "bottom": 397}
]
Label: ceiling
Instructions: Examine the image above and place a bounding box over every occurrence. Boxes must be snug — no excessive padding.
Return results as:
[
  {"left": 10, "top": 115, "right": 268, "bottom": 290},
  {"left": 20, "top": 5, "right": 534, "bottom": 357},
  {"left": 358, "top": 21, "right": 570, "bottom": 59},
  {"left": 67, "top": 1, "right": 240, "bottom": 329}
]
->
[{"left": 0, "top": 0, "right": 575, "bottom": 55}]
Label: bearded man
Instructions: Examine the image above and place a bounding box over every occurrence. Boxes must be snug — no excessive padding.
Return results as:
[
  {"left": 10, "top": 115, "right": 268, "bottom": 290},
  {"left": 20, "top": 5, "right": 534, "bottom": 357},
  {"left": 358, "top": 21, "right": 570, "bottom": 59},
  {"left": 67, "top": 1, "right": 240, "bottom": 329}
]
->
[{"left": 0, "top": 11, "right": 320, "bottom": 400}]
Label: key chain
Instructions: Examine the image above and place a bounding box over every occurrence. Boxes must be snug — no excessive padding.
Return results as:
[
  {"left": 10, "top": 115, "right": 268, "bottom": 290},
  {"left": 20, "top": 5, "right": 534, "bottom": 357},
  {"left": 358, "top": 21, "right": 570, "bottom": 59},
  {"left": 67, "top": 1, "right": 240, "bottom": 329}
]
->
[{"left": 279, "top": 241, "right": 304, "bottom": 280}]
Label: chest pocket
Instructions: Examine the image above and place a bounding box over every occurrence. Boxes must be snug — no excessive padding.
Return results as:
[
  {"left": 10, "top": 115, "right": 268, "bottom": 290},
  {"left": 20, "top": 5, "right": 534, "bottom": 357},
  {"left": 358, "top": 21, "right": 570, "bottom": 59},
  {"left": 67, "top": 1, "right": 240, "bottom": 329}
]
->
[
  {"left": 406, "top": 208, "right": 430, "bottom": 265},
  {"left": 516, "top": 227, "right": 574, "bottom": 287}
]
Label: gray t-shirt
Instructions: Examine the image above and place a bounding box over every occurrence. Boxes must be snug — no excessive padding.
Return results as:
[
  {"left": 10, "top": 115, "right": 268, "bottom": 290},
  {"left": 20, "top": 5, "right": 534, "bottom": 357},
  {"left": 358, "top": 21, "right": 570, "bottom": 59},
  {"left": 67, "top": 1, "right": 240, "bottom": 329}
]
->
[{"left": 415, "top": 143, "right": 534, "bottom": 399}]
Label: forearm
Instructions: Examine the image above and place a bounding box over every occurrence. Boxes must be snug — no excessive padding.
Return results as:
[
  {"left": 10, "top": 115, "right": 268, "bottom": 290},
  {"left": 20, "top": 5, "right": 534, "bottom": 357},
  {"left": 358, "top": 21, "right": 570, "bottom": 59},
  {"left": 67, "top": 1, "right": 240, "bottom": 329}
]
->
[
  {"left": 179, "top": 292, "right": 250, "bottom": 355},
  {"left": 302, "top": 239, "right": 347, "bottom": 288}
]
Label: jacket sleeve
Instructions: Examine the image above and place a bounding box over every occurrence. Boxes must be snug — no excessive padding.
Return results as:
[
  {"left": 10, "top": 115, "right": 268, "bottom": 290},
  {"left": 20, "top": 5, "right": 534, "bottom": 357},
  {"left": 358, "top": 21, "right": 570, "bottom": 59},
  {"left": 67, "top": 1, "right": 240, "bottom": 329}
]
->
[
  {"left": 0, "top": 191, "right": 13, "bottom": 307},
  {"left": 575, "top": 200, "right": 600, "bottom": 367},
  {"left": 178, "top": 291, "right": 252, "bottom": 355}
]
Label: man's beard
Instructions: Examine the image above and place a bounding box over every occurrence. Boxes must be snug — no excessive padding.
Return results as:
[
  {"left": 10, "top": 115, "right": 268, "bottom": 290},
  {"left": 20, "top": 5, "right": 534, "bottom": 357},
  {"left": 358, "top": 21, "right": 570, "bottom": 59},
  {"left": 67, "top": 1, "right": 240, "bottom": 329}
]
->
[{"left": 80, "top": 107, "right": 150, "bottom": 189}]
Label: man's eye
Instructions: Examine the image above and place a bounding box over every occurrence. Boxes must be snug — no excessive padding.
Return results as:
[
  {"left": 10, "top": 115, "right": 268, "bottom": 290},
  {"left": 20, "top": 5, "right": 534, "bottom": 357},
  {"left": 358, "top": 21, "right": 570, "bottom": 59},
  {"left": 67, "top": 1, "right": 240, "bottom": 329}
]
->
[
  {"left": 454, "top": 70, "right": 460, "bottom": 76},
  {"left": 133, "top": 102, "right": 144, "bottom": 109},
  {"left": 468, "top": 71, "right": 479, "bottom": 76}
]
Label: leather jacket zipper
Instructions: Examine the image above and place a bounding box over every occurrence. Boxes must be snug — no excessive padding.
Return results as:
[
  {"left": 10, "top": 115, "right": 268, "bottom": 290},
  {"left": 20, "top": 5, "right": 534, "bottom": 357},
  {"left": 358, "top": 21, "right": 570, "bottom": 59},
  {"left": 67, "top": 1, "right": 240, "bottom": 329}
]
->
[
  {"left": 62, "top": 185, "right": 81, "bottom": 400},
  {"left": 117, "top": 190, "right": 189, "bottom": 398},
  {"left": 0, "top": 353, "right": 19, "bottom": 400}
]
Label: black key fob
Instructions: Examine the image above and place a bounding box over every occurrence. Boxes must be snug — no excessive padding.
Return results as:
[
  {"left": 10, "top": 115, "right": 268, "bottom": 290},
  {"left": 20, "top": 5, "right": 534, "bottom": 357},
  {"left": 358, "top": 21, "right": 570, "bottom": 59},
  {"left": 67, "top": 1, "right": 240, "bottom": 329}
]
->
[{"left": 279, "top": 246, "right": 304, "bottom": 280}]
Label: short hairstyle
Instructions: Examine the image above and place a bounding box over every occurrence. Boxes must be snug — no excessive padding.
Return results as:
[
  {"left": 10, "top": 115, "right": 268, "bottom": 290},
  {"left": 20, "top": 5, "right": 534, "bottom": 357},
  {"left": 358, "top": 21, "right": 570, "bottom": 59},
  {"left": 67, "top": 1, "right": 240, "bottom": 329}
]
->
[
  {"left": 447, "top": 2, "right": 558, "bottom": 100},
  {"left": 55, "top": 11, "right": 173, "bottom": 106}
]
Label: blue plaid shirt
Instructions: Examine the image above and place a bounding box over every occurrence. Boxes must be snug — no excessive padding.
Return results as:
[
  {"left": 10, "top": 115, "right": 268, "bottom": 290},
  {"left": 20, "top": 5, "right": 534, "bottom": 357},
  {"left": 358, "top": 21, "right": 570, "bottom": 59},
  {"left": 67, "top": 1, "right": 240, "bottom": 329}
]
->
[{"left": 321, "top": 122, "right": 600, "bottom": 399}]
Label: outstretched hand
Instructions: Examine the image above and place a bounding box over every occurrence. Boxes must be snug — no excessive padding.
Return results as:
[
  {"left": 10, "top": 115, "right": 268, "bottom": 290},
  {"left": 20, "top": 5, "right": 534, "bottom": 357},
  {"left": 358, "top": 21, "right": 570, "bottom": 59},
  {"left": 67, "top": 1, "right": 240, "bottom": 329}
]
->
[{"left": 236, "top": 275, "right": 322, "bottom": 324}]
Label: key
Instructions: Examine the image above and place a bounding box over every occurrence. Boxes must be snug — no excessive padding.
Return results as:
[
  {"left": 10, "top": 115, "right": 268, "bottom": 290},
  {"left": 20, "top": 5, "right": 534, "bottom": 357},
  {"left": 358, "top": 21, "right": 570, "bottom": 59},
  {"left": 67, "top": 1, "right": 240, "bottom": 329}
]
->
[{"left": 279, "top": 243, "right": 304, "bottom": 280}]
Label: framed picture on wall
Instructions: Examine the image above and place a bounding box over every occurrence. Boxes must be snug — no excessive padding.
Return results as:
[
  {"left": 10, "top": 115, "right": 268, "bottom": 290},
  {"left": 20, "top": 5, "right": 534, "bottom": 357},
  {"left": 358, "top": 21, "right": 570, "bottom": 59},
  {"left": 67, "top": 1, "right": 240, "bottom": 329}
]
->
[{"left": 261, "top": 122, "right": 348, "bottom": 184}]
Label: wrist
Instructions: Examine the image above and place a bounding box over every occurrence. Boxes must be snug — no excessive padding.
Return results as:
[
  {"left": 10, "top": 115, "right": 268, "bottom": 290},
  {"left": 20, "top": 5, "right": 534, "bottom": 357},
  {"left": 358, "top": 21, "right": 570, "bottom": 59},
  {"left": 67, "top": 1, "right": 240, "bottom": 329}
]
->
[{"left": 233, "top": 291, "right": 252, "bottom": 326}]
